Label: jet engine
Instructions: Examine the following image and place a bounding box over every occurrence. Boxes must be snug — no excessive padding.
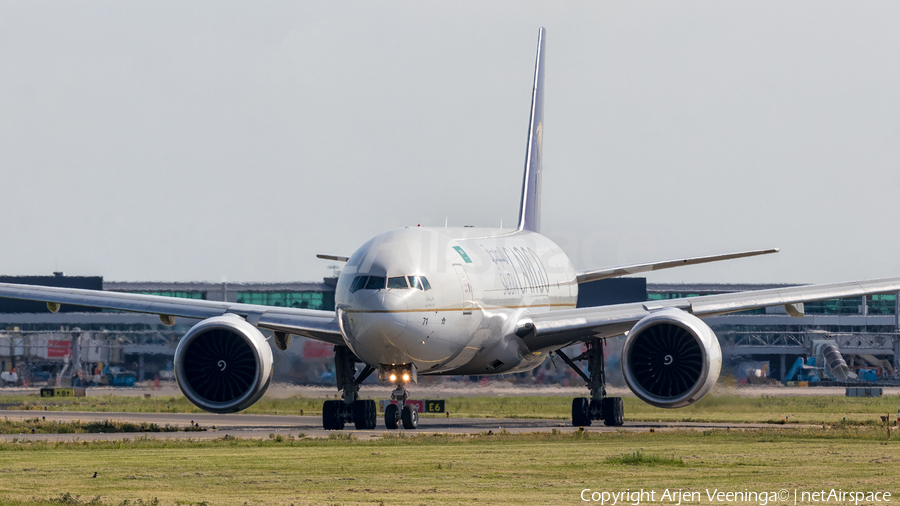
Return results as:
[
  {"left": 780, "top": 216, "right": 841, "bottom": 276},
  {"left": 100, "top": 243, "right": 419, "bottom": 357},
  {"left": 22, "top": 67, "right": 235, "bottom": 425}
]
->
[
  {"left": 174, "top": 314, "right": 273, "bottom": 413},
  {"left": 621, "top": 308, "right": 721, "bottom": 409}
]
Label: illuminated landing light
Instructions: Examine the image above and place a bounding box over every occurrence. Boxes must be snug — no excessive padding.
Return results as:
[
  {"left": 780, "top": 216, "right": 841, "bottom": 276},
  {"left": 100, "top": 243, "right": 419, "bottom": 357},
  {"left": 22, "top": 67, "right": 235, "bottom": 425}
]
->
[{"left": 380, "top": 364, "right": 417, "bottom": 385}]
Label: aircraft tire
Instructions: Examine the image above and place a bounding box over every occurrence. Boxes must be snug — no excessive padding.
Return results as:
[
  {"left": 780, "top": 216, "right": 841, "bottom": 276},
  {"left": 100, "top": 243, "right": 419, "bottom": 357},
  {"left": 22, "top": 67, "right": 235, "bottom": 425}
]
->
[
  {"left": 366, "top": 400, "right": 377, "bottom": 429},
  {"left": 323, "top": 400, "right": 344, "bottom": 430},
  {"left": 571, "top": 397, "right": 590, "bottom": 427},
  {"left": 602, "top": 397, "right": 624, "bottom": 427},
  {"left": 401, "top": 404, "right": 418, "bottom": 429},
  {"left": 384, "top": 403, "right": 400, "bottom": 430},
  {"left": 353, "top": 400, "right": 368, "bottom": 430}
]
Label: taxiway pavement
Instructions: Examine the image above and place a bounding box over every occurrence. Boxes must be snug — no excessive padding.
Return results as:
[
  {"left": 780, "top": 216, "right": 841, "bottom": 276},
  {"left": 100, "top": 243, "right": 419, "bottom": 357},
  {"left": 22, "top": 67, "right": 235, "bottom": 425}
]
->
[{"left": 0, "top": 410, "right": 796, "bottom": 442}]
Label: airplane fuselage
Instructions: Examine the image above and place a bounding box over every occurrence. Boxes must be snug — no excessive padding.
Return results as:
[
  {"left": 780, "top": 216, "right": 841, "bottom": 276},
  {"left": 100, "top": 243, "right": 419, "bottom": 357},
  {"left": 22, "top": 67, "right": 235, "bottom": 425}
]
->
[{"left": 334, "top": 226, "right": 577, "bottom": 376}]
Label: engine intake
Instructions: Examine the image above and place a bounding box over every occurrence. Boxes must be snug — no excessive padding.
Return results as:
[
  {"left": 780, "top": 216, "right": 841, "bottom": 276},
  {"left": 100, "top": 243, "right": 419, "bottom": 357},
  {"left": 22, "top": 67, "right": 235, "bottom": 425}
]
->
[
  {"left": 621, "top": 308, "right": 721, "bottom": 409},
  {"left": 174, "top": 314, "right": 273, "bottom": 413}
]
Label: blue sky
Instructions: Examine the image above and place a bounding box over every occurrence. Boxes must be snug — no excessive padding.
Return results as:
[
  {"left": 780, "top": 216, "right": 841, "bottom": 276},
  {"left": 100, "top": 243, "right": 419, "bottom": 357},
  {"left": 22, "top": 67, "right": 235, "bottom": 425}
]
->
[{"left": 1, "top": 1, "right": 898, "bottom": 284}]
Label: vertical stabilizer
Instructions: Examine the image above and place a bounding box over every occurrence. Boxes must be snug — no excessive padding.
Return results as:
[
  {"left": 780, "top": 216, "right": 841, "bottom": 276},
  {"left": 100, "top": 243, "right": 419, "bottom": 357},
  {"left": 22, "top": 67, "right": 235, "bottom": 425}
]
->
[{"left": 517, "top": 27, "right": 545, "bottom": 233}]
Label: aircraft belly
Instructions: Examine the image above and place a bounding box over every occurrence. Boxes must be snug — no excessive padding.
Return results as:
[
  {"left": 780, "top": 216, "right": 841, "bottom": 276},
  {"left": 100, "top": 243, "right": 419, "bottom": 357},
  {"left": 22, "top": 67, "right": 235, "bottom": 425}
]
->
[
  {"left": 430, "top": 328, "right": 494, "bottom": 372},
  {"left": 422, "top": 308, "right": 515, "bottom": 375},
  {"left": 411, "top": 309, "right": 486, "bottom": 372}
]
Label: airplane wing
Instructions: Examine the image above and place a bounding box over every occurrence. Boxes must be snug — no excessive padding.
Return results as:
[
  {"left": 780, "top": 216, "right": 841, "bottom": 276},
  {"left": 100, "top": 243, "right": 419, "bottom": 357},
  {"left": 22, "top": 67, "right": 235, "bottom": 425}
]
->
[
  {"left": 0, "top": 282, "right": 343, "bottom": 345},
  {"left": 575, "top": 248, "right": 779, "bottom": 283},
  {"left": 521, "top": 277, "right": 900, "bottom": 353}
]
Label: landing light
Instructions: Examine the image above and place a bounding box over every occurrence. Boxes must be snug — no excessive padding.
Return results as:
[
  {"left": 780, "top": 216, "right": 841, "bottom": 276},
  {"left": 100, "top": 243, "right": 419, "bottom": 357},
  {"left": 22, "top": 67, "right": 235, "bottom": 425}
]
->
[
  {"left": 402, "top": 373, "right": 410, "bottom": 382},
  {"left": 389, "top": 373, "right": 397, "bottom": 382}
]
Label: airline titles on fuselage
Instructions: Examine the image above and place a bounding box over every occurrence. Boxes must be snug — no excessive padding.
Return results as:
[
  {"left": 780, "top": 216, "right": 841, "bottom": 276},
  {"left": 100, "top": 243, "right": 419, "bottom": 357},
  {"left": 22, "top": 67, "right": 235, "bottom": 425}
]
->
[{"left": 480, "top": 245, "right": 550, "bottom": 295}]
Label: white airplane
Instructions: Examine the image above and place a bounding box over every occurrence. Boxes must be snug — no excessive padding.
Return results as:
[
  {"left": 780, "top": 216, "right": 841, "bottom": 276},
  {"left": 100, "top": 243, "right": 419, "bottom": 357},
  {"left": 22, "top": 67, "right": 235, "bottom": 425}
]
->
[{"left": 2, "top": 27, "right": 900, "bottom": 431}]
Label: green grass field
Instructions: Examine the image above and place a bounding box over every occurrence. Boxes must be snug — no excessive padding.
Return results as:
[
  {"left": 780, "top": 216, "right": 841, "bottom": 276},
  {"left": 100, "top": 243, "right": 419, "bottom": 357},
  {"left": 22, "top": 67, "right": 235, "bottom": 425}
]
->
[
  {"left": 0, "top": 393, "right": 899, "bottom": 504},
  {"left": 4, "top": 392, "right": 900, "bottom": 425},
  {"left": 0, "top": 427, "right": 897, "bottom": 505},
  {"left": 0, "top": 418, "right": 205, "bottom": 435}
]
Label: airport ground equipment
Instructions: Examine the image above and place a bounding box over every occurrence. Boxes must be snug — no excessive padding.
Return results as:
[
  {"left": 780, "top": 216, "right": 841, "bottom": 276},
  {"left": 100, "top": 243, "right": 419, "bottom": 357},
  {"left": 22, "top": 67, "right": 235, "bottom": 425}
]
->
[
  {"left": 858, "top": 355, "right": 894, "bottom": 377},
  {"left": 784, "top": 357, "right": 820, "bottom": 383},
  {"left": 782, "top": 340, "right": 852, "bottom": 384},
  {"left": 782, "top": 337, "right": 900, "bottom": 384},
  {"left": 857, "top": 368, "right": 880, "bottom": 381},
  {"left": 785, "top": 357, "right": 803, "bottom": 382},
  {"left": 813, "top": 340, "right": 852, "bottom": 381}
]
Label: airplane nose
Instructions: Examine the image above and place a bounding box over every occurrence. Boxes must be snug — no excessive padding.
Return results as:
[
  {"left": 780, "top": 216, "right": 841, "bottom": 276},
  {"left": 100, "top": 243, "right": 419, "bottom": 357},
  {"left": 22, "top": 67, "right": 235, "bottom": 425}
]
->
[{"left": 362, "top": 291, "right": 408, "bottom": 338}]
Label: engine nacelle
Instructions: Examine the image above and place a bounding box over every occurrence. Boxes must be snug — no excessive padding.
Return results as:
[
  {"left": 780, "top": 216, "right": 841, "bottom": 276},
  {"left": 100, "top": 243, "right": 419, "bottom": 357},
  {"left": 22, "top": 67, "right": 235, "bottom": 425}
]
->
[
  {"left": 174, "top": 314, "right": 273, "bottom": 413},
  {"left": 621, "top": 308, "right": 721, "bottom": 409}
]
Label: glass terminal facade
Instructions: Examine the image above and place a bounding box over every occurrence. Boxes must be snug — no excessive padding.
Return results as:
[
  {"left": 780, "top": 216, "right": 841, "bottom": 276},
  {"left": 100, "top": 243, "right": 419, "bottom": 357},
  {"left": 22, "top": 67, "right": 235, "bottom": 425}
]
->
[
  {"left": 132, "top": 291, "right": 205, "bottom": 300},
  {"left": 648, "top": 289, "right": 896, "bottom": 316},
  {"left": 236, "top": 291, "right": 333, "bottom": 310}
]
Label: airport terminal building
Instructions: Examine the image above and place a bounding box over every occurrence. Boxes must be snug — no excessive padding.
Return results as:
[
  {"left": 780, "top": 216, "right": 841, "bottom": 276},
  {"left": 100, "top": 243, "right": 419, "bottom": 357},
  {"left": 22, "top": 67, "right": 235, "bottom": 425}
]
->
[{"left": 1, "top": 274, "right": 898, "bottom": 387}]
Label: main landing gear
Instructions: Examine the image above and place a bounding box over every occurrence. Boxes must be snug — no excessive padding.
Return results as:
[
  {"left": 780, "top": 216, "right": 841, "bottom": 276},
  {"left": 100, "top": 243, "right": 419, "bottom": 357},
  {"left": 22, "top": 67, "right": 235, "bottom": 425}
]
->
[
  {"left": 322, "top": 346, "right": 377, "bottom": 430},
  {"left": 554, "top": 339, "right": 624, "bottom": 427}
]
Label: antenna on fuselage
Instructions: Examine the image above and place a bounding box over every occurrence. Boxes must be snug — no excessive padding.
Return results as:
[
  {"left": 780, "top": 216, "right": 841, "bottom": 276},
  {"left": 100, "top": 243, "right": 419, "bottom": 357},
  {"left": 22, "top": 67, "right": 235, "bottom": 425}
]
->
[{"left": 516, "top": 27, "right": 545, "bottom": 234}]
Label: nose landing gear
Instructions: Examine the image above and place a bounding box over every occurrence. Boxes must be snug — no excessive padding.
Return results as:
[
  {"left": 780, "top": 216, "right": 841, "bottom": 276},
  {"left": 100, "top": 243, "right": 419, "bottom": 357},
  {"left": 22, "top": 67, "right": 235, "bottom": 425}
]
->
[
  {"left": 384, "top": 384, "right": 418, "bottom": 429},
  {"left": 381, "top": 364, "right": 418, "bottom": 430},
  {"left": 555, "top": 339, "right": 624, "bottom": 427}
]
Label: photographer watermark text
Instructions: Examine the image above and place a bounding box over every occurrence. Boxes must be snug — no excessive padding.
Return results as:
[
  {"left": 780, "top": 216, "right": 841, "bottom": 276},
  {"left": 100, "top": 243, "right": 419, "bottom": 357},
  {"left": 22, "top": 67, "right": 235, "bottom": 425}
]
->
[{"left": 580, "top": 488, "right": 892, "bottom": 505}]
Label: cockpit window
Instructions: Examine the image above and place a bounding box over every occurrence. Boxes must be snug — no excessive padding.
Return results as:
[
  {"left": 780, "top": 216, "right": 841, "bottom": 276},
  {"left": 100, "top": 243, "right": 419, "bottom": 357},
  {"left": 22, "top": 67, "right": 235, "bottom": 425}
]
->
[
  {"left": 409, "top": 276, "right": 431, "bottom": 291},
  {"left": 364, "top": 276, "right": 386, "bottom": 290},
  {"left": 350, "top": 276, "right": 367, "bottom": 293},
  {"left": 387, "top": 276, "right": 409, "bottom": 289},
  {"left": 356, "top": 274, "right": 428, "bottom": 291}
]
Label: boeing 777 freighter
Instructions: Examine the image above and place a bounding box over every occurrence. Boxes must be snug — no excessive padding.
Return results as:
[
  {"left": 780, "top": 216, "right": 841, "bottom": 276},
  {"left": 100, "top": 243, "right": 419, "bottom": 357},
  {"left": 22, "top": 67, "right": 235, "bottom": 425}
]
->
[{"left": 2, "top": 28, "right": 899, "bottom": 430}]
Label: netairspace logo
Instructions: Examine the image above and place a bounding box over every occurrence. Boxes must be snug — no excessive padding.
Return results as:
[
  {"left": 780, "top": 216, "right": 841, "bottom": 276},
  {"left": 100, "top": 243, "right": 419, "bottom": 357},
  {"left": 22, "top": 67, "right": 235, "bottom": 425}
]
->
[{"left": 580, "top": 488, "right": 892, "bottom": 505}]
